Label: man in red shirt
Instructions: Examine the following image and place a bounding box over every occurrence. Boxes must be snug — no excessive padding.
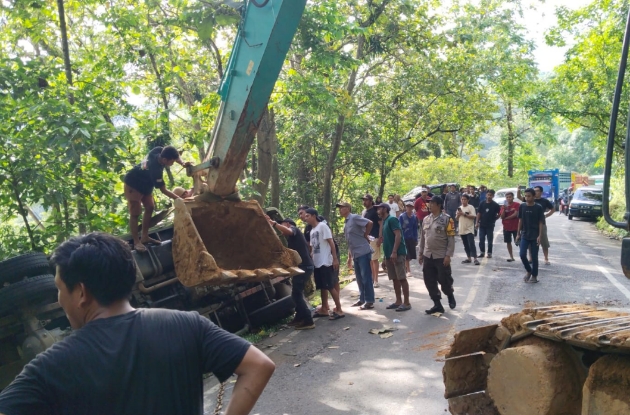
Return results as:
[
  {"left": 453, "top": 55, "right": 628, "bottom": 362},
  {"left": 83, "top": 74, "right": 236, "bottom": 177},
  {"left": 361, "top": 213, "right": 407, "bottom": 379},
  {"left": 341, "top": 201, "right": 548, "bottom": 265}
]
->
[
  {"left": 414, "top": 189, "right": 431, "bottom": 225},
  {"left": 500, "top": 191, "right": 520, "bottom": 262}
]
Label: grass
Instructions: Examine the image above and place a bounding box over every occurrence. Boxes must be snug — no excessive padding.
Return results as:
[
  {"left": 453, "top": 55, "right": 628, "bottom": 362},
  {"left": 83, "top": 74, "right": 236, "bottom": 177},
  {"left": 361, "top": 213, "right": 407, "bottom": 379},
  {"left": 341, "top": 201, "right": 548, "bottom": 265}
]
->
[{"left": 241, "top": 315, "right": 294, "bottom": 344}]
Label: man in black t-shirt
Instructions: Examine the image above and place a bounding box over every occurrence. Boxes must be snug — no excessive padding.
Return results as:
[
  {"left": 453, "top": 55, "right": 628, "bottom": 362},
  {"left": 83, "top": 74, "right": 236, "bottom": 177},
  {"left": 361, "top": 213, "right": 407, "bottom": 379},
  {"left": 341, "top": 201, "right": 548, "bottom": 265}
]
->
[
  {"left": 124, "top": 146, "right": 189, "bottom": 253},
  {"left": 517, "top": 185, "right": 555, "bottom": 264},
  {"left": 475, "top": 190, "right": 501, "bottom": 258},
  {"left": 268, "top": 217, "right": 315, "bottom": 330},
  {"left": 0, "top": 233, "right": 274, "bottom": 415},
  {"left": 362, "top": 194, "right": 382, "bottom": 288},
  {"left": 516, "top": 188, "right": 545, "bottom": 283}
]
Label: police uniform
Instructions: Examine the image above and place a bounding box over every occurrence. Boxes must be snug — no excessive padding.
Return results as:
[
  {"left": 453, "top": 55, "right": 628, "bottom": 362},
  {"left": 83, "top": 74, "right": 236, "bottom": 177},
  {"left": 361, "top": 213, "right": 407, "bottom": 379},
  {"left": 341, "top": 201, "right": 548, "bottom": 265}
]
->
[{"left": 419, "top": 211, "right": 456, "bottom": 303}]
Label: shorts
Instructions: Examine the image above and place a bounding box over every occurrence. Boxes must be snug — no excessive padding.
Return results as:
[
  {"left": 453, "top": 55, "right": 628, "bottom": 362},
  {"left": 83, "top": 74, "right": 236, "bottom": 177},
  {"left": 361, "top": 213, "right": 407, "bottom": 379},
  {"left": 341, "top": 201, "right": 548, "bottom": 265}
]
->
[
  {"left": 386, "top": 256, "right": 407, "bottom": 281},
  {"left": 370, "top": 239, "right": 381, "bottom": 261},
  {"left": 314, "top": 265, "right": 335, "bottom": 290},
  {"left": 404, "top": 239, "right": 417, "bottom": 260},
  {"left": 503, "top": 230, "right": 518, "bottom": 244},
  {"left": 124, "top": 184, "right": 154, "bottom": 216},
  {"left": 540, "top": 225, "right": 550, "bottom": 249}
]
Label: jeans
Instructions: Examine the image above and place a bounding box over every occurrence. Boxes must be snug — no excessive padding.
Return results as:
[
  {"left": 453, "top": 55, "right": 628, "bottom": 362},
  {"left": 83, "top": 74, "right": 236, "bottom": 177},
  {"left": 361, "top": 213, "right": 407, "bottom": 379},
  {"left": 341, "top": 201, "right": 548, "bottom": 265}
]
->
[
  {"left": 520, "top": 238, "right": 539, "bottom": 277},
  {"left": 460, "top": 233, "right": 477, "bottom": 258},
  {"left": 293, "top": 266, "right": 314, "bottom": 323},
  {"left": 478, "top": 225, "right": 494, "bottom": 254},
  {"left": 354, "top": 253, "right": 375, "bottom": 303}
]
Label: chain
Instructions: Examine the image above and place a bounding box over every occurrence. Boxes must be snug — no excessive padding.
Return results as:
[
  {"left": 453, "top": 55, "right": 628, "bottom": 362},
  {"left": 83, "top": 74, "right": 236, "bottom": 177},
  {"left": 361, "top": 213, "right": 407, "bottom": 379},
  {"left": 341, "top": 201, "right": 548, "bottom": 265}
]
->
[{"left": 213, "top": 382, "right": 226, "bottom": 415}]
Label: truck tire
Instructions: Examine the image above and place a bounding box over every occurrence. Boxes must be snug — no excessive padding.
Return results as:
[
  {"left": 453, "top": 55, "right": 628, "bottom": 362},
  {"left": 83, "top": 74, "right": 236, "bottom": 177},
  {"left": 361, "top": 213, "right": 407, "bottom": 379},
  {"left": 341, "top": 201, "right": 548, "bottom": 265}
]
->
[
  {"left": 0, "top": 275, "right": 58, "bottom": 314},
  {"left": 247, "top": 295, "right": 295, "bottom": 328},
  {"left": 0, "top": 252, "right": 51, "bottom": 285}
]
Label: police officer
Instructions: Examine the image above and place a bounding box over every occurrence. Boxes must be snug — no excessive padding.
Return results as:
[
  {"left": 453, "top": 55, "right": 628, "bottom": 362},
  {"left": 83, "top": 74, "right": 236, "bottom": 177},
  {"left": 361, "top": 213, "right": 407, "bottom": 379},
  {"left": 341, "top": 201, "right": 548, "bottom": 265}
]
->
[{"left": 418, "top": 196, "right": 456, "bottom": 314}]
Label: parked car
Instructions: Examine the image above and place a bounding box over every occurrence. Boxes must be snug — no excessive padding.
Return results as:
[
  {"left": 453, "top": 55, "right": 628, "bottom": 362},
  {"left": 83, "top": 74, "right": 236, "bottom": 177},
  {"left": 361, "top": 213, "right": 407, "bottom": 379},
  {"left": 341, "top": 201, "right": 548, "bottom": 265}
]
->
[
  {"left": 568, "top": 186, "right": 603, "bottom": 220},
  {"left": 494, "top": 188, "right": 519, "bottom": 206},
  {"left": 402, "top": 186, "right": 427, "bottom": 203}
]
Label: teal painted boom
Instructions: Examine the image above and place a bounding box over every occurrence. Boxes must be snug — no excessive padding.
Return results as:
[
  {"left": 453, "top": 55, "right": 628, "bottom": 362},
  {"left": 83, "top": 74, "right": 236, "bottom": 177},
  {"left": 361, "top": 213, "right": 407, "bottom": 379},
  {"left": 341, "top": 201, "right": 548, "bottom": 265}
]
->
[{"left": 201, "top": 0, "right": 307, "bottom": 196}]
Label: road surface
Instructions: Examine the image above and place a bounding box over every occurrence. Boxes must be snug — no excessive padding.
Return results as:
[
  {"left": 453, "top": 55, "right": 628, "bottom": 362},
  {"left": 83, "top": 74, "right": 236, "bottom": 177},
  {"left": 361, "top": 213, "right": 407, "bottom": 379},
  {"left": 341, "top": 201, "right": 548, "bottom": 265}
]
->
[{"left": 203, "top": 214, "right": 628, "bottom": 414}]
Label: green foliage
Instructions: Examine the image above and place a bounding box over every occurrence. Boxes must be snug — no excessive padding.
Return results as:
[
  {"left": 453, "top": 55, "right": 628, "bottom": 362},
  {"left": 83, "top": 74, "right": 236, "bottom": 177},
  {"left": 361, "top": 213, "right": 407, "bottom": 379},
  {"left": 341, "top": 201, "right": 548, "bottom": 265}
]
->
[{"left": 596, "top": 175, "right": 628, "bottom": 238}]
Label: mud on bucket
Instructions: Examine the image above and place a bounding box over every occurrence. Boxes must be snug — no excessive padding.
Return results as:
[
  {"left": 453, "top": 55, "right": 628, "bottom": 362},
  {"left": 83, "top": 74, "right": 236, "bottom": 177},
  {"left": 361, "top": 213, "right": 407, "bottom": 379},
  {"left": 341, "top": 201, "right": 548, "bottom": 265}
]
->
[{"left": 171, "top": 198, "right": 303, "bottom": 287}]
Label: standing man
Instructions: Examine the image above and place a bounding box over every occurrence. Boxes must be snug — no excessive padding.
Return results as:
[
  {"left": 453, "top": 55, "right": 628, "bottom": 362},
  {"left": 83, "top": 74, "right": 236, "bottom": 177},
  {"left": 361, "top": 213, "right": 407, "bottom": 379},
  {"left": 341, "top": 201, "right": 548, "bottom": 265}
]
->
[
  {"left": 516, "top": 189, "right": 545, "bottom": 283},
  {"left": 124, "top": 146, "right": 189, "bottom": 253},
  {"left": 0, "top": 232, "right": 274, "bottom": 415},
  {"left": 267, "top": 217, "right": 315, "bottom": 330},
  {"left": 500, "top": 191, "right": 521, "bottom": 262},
  {"left": 303, "top": 208, "right": 345, "bottom": 320},
  {"left": 419, "top": 196, "right": 456, "bottom": 314},
  {"left": 475, "top": 189, "right": 501, "bottom": 259},
  {"left": 443, "top": 184, "right": 461, "bottom": 232},
  {"left": 400, "top": 202, "right": 419, "bottom": 277},
  {"left": 414, "top": 189, "right": 431, "bottom": 226},
  {"left": 456, "top": 194, "right": 479, "bottom": 265},
  {"left": 517, "top": 186, "right": 555, "bottom": 265},
  {"left": 377, "top": 203, "right": 411, "bottom": 311},
  {"left": 337, "top": 202, "right": 375, "bottom": 310},
  {"left": 362, "top": 194, "right": 382, "bottom": 288},
  {"left": 387, "top": 194, "right": 401, "bottom": 218}
]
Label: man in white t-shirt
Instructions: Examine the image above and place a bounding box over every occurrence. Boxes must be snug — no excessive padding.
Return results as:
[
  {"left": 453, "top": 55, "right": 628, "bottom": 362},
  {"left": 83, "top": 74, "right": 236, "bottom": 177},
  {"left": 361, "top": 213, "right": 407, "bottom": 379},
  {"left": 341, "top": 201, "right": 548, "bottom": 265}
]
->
[
  {"left": 456, "top": 194, "right": 479, "bottom": 265},
  {"left": 304, "top": 208, "right": 345, "bottom": 320},
  {"left": 387, "top": 194, "right": 400, "bottom": 218}
]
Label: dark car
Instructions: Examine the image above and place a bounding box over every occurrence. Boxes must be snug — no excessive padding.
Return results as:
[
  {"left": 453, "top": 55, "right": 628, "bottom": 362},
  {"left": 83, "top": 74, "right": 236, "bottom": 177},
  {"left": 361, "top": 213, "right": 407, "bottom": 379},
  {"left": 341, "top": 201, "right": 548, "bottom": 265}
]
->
[{"left": 568, "top": 186, "right": 603, "bottom": 220}]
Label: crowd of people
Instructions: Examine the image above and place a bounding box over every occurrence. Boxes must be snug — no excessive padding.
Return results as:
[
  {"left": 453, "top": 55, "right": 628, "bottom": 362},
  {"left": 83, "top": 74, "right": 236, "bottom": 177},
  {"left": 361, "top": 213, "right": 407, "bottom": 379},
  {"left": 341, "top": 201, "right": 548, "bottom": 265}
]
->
[{"left": 273, "top": 182, "right": 558, "bottom": 330}]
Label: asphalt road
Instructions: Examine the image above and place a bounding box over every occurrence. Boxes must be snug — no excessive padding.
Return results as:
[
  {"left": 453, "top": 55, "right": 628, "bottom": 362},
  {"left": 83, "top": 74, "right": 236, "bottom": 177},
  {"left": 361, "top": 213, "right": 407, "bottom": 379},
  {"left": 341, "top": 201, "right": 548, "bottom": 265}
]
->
[{"left": 202, "top": 214, "right": 628, "bottom": 415}]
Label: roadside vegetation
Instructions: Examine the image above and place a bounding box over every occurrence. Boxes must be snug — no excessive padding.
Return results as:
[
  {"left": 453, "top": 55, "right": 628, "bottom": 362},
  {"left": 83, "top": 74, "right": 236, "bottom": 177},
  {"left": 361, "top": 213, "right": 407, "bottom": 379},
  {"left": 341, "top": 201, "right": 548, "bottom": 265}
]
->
[{"left": 0, "top": 0, "right": 626, "bottom": 259}]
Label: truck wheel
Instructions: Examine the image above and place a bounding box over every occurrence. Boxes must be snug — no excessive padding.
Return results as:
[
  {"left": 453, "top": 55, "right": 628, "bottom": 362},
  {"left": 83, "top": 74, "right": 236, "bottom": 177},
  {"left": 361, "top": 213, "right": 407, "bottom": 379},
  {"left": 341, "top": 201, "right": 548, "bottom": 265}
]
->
[
  {"left": 247, "top": 295, "right": 295, "bottom": 328},
  {"left": 568, "top": 215, "right": 573, "bottom": 220},
  {"left": 0, "top": 252, "right": 51, "bottom": 285},
  {"left": 0, "top": 275, "right": 58, "bottom": 315}
]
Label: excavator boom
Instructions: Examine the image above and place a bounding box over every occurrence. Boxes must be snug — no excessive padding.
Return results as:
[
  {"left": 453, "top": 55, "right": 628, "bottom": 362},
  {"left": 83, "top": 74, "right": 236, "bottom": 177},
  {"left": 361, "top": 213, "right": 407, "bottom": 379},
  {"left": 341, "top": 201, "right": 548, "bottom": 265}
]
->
[{"left": 189, "top": 0, "right": 307, "bottom": 196}]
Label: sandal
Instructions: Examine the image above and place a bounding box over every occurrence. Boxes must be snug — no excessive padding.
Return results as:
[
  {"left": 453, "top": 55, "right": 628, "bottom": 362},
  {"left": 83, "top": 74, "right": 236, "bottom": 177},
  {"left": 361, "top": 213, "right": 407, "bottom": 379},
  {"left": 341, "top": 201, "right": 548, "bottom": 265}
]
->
[
  {"left": 386, "top": 303, "right": 400, "bottom": 310},
  {"left": 359, "top": 303, "right": 374, "bottom": 310},
  {"left": 474, "top": 260, "right": 480, "bottom": 265},
  {"left": 329, "top": 312, "right": 345, "bottom": 320},
  {"left": 545, "top": 261, "right": 551, "bottom": 265},
  {"left": 461, "top": 259, "right": 472, "bottom": 264},
  {"left": 507, "top": 258, "right": 515, "bottom": 262},
  {"left": 523, "top": 274, "right": 531, "bottom": 283},
  {"left": 312, "top": 312, "right": 329, "bottom": 319},
  {"left": 141, "top": 238, "right": 162, "bottom": 246},
  {"left": 134, "top": 242, "right": 147, "bottom": 253},
  {"left": 396, "top": 305, "right": 412, "bottom": 312}
]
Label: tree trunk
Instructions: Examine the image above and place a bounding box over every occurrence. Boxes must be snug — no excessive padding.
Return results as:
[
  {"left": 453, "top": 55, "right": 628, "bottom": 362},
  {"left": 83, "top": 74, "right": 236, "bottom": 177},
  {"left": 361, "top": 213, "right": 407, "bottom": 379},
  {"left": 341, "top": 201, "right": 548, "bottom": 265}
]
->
[
  {"left": 378, "top": 159, "right": 387, "bottom": 199},
  {"left": 270, "top": 151, "right": 280, "bottom": 208},
  {"left": 322, "top": 35, "right": 365, "bottom": 219},
  {"left": 506, "top": 100, "right": 515, "bottom": 178},
  {"left": 253, "top": 107, "right": 275, "bottom": 206},
  {"left": 56, "top": 0, "right": 87, "bottom": 234},
  {"left": 10, "top": 179, "right": 36, "bottom": 251}
]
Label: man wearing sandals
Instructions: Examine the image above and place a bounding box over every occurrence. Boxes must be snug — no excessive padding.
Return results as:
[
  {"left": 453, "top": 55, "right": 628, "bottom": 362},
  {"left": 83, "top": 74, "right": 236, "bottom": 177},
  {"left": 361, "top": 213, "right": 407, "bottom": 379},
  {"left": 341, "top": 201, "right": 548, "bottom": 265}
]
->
[
  {"left": 377, "top": 203, "right": 411, "bottom": 312},
  {"left": 419, "top": 196, "right": 456, "bottom": 314},
  {"left": 516, "top": 188, "right": 545, "bottom": 283},
  {"left": 123, "top": 146, "right": 189, "bottom": 252},
  {"left": 500, "top": 191, "right": 520, "bottom": 262},
  {"left": 303, "top": 209, "right": 345, "bottom": 321},
  {"left": 337, "top": 202, "right": 375, "bottom": 310}
]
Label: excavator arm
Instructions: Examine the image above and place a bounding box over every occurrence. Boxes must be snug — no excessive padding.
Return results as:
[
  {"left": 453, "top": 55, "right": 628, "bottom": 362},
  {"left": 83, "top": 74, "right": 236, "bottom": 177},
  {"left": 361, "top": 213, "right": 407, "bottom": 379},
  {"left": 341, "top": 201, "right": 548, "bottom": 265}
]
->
[
  {"left": 188, "top": 0, "right": 307, "bottom": 196},
  {"left": 171, "top": 0, "right": 307, "bottom": 288}
]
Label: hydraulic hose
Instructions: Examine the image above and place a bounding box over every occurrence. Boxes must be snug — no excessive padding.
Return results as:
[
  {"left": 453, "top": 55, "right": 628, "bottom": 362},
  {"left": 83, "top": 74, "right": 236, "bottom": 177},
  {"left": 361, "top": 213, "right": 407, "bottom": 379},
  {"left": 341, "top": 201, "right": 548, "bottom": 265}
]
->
[
  {"left": 603, "top": 8, "right": 630, "bottom": 230},
  {"left": 250, "top": 0, "right": 270, "bottom": 7}
]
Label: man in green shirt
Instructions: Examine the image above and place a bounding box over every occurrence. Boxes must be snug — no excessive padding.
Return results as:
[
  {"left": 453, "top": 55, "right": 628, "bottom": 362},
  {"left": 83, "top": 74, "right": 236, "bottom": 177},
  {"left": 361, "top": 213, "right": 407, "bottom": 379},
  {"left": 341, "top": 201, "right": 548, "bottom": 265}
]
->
[{"left": 376, "top": 203, "right": 411, "bottom": 312}]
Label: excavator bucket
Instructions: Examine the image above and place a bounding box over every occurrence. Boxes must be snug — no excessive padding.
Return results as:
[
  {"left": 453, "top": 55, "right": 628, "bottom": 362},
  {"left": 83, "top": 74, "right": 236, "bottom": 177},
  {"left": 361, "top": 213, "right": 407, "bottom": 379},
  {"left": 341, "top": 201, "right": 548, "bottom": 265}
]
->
[{"left": 171, "top": 198, "right": 303, "bottom": 287}]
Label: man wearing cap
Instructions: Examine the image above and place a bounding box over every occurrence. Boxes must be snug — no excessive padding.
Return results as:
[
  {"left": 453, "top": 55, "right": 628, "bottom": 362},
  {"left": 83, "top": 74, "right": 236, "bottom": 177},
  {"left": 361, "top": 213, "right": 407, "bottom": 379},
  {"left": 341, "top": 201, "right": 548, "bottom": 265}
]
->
[
  {"left": 377, "top": 203, "right": 411, "bottom": 312},
  {"left": 362, "top": 194, "right": 382, "bottom": 288},
  {"left": 337, "top": 201, "right": 375, "bottom": 310},
  {"left": 419, "top": 196, "right": 456, "bottom": 314},
  {"left": 267, "top": 217, "right": 315, "bottom": 330},
  {"left": 400, "top": 201, "right": 419, "bottom": 277}
]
